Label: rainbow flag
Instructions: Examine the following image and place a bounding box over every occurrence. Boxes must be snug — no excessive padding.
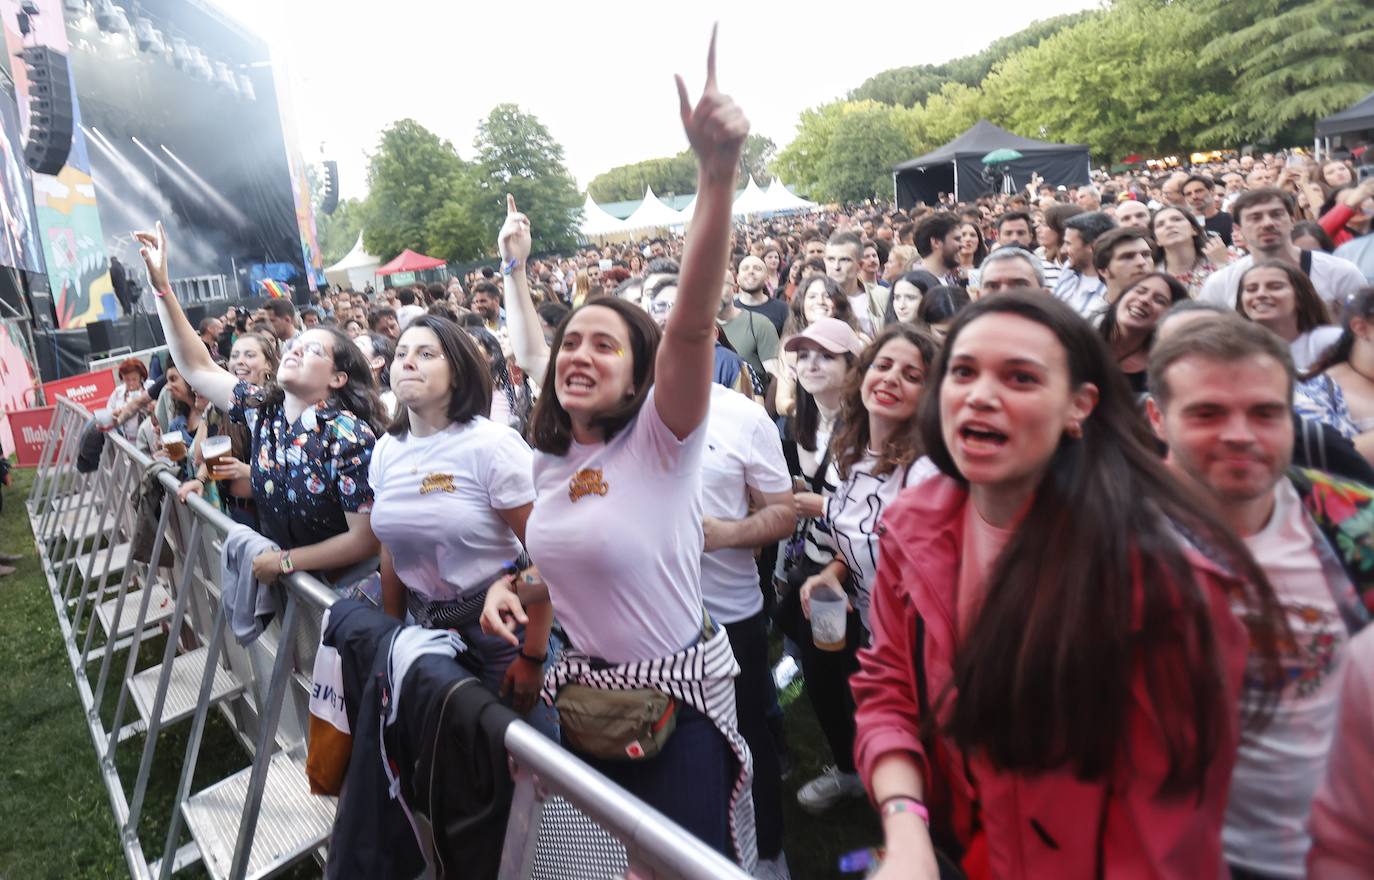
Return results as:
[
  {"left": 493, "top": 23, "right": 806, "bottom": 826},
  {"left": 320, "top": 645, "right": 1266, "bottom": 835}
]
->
[{"left": 261, "top": 279, "right": 288, "bottom": 299}]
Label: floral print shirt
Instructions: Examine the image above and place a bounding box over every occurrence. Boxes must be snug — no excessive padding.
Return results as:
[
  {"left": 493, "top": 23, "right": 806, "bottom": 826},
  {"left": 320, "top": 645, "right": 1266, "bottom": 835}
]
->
[{"left": 229, "top": 380, "right": 376, "bottom": 550}]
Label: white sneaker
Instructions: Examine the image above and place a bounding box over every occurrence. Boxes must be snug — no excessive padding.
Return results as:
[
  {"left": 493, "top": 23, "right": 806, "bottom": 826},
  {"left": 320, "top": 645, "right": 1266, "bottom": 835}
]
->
[
  {"left": 754, "top": 854, "right": 791, "bottom": 880},
  {"left": 796, "top": 765, "right": 865, "bottom": 814}
]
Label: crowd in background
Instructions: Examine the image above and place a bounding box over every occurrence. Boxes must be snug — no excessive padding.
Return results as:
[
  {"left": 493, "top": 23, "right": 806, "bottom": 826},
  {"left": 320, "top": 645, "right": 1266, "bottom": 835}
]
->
[{"left": 103, "top": 84, "right": 1374, "bottom": 880}]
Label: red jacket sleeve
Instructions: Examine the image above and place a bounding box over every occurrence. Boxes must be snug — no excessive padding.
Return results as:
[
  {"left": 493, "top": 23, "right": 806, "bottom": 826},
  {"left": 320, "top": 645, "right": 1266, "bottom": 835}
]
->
[
  {"left": 852, "top": 531, "right": 928, "bottom": 797},
  {"left": 1320, "top": 203, "right": 1356, "bottom": 239}
]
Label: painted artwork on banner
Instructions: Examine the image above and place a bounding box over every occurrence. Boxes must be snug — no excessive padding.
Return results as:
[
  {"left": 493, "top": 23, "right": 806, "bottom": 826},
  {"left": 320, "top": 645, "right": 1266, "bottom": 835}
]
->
[
  {"left": 0, "top": 319, "right": 37, "bottom": 456},
  {"left": 270, "top": 48, "right": 322, "bottom": 293},
  {"left": 0, "top": 82, "right": 43, "bottom": 274},
  {"left": 0, "top": 0, "right": 115, "bottom": 330}
]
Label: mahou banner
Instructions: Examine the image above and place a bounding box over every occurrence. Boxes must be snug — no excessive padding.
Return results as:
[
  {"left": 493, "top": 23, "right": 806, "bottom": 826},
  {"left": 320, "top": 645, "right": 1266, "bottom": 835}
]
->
[
  {"left": 8, "top": 405, "right": 53, "bottom": 466},
  {"left": 41, "top": 368, "right": 115, "bottom": 410}
]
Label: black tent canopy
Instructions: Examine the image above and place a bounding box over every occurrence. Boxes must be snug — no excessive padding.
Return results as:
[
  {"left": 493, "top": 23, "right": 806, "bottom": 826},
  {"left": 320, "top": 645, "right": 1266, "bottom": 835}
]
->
[
  {"left": 1315, "top": 91, "right": 1374, "bottom": 139},
  {"left": 893, "top": 119, "right": 1091, "bottom": 208}
]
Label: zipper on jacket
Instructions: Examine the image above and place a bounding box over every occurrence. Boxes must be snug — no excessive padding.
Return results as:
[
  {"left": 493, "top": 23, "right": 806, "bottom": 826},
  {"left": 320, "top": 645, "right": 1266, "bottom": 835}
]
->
[{"left": 1029, "top": 818, "right": 1060, "bottom": 850}]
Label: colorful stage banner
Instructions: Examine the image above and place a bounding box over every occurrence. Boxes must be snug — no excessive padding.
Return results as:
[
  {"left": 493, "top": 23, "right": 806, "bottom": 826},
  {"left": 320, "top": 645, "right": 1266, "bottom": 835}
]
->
[
  {"left": 0, "top": 319, "right": 37, "bottom": 456},
  {"left": 0, "top": 0, "right": 115, "bottom": 329},
  {"left": 270, "top": 48, "right": 323, "bottom": 293}
]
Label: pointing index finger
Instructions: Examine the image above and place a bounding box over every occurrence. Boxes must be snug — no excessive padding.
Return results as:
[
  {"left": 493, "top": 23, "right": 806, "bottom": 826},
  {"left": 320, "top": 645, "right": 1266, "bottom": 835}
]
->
[
  {"left": 705, "top": 23, "right": 718, "bottom": 92},
  {"left": 506, "top": 193, "right": 517, "bottom": 215}
]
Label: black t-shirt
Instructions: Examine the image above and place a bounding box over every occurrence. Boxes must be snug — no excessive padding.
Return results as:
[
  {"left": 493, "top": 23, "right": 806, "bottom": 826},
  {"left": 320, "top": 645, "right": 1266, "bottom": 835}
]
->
[
  {"left": 735, "top": 296, "right": 789, "bottom": 335},
  {"left": 1204, "top": 212, "right": 1233, "bottom": 247}
]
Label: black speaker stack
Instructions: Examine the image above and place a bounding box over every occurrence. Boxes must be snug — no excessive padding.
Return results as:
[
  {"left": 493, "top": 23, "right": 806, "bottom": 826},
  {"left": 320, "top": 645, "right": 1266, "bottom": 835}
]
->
[{"left": 19, "top": 46, "right": 74, "bottom": 176}]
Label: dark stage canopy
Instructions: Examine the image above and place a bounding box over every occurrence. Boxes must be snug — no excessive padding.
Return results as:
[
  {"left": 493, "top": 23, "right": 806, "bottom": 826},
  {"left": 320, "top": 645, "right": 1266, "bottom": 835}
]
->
[
  {"left": 1315, "top": 91, "right": 1374, "bottom": 139},
  {"left": 893, "top": 120, "right": 1091, "bottom": 208}
]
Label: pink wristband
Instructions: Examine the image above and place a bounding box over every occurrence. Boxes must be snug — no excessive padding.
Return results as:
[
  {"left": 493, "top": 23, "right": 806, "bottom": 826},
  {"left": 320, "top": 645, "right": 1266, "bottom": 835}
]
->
[{"left": 880, "top": 796, "right": 929, "bottom": 825}]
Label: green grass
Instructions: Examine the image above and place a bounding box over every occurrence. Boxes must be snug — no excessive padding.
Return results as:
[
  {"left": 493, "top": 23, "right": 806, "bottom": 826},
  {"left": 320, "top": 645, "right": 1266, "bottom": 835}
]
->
[{"left": 0, "top": 466, "right": 878, "bottom": 879}]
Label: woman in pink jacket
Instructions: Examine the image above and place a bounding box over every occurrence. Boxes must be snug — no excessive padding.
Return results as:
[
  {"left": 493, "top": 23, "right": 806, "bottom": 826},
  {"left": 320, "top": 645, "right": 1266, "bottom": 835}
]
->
[{"left": 851, "top": 291, "right": 1290, "bottom": 879}]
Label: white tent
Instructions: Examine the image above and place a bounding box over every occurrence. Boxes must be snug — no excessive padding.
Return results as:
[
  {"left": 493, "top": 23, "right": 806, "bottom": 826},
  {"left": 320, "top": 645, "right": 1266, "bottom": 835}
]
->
[
  {"left": 731, "top": 176, "right": 772, "bottom": 216},
  {"left": 579, "top": 194, "right": 629, "bottom": 238},
  {"left": 620, "top": 186, "right": 686, "bottom": 231},
  {"left": 763, "top": 179, "right": 819, "bottom": 213},
  {"left": 324, "top": 232, "right": 381, "bottom": 290}
]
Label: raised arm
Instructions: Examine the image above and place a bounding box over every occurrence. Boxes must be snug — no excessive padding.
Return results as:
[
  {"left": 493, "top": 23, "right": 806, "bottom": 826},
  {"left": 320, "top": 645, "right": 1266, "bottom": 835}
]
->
[
  {"left": 655, "top": 26, "right": 749, "bottom": 440},
  {"left": 135, "top": 222, "right": 236, "bottom": 411},
  {"left": 497, "top": 196, "right": 550, "bottom": 387}
]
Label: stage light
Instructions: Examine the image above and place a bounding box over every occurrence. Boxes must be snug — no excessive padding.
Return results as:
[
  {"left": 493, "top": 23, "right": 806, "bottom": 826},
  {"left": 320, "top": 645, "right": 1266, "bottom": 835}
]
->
[
  {"left": 213, "top": 61, "right": 236, "bottom": 93},
  {"left": 63, "top": 0, "right": 86, "bottom": 13},
  {"left": 133, "top": 17, "right": 165, "bottom": 55},
  {"left": 236, "top": 73, "right": 255, "bottom": 103},
  {"left": 94, "top": 0, "right": 130, "bottom": 37},
  {"left": 190, "top": 47, "right": 212, "bottom": 81},
  {"left": 171, "top": 37, "right": 191, "bottom": 70}
]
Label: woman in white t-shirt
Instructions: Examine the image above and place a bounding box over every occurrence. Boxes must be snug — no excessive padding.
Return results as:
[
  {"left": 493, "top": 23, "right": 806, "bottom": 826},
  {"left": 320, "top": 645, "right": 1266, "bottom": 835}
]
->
[
  {"left": 481, "top": 35, "right": 756, "bottom": 865},
  {"left": 792, "top": 323, "right": 939, "bottom": 816},
  {"left": 1236, "top": 260, "right": 1343, "bottom": 373},
  {"left": 369, "top": 315, "right": 551, "bottom": 717}
]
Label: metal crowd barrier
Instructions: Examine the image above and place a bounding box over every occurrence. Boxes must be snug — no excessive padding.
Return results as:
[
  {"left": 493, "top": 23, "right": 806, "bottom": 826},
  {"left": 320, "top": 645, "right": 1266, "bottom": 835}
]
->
[{"left": 27, "top": 396, "right": 749, "bottom": 880}]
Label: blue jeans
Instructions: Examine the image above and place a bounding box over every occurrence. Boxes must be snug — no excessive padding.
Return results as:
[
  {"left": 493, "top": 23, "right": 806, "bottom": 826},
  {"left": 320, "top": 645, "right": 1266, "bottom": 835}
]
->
[{"left": 575, "top": 702, "right": 736, "bottom": 860}]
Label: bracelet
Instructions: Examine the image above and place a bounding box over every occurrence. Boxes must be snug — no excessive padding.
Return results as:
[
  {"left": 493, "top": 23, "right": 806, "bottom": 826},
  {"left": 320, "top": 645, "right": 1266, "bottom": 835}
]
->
[
  {"left": 501, "top": 258, "right": 522, "bottom": 276},
  {"left": 154, "top": 286, "right": 171, "bottom": 299},
  {"left": 518, "top": 649, "right": 547, "bottom": 665},
  {"left": 879, "top": 796, "right": 928, "bottom": 825}
]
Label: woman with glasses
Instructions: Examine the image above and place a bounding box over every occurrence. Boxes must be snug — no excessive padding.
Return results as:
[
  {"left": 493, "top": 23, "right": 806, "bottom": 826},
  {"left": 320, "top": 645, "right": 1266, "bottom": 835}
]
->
[{"left": 138, "top": 223, "right": 384, "bottom": 588}]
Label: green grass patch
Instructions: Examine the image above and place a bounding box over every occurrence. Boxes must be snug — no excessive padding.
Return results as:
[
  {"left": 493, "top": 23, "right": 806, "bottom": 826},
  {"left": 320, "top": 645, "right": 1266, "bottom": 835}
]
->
[{"left": 0, "top": 466, "right": 878, "bottom": 879}]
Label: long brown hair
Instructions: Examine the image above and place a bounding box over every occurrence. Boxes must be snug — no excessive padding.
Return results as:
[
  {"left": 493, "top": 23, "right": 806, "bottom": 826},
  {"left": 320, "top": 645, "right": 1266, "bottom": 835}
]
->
[
  {"left": 1236, "top": 259, "right": 1331, "bottom": 335},
  {"left": 917, "top": 291, "right": 1286, "bottom": 795},
  {"left": 527, "top": 299, "right": 661, "bottom": 455},
  {"left": 831, "top": 324, "right": 937, "bottom": 479}
]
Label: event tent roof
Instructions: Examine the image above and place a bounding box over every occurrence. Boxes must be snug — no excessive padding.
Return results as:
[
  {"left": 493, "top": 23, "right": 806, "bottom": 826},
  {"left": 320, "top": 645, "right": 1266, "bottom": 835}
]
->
[
  {"left": 324, "top": 232, "right": 381, "bottom": 289},
  {"left": 1316, "top": 91, "right": 1374, "bottom": 139},
  {"left": 731, "top": 176, "right": 771, "bottom": 216},
  {"left": 763, "top": 179, "right": 818, "bottom": 212},
  {"left": 894, "top": 119, "right": 1087, "bottom": 171},
  {"left": 620, "top": 186, "right": 685, "bottom": 230},
  {"left": 578, "top": 194, "right": 628, "bottom": 237},
  {"left": 377, "top": 248, "right": 446, "bottom": 275}
]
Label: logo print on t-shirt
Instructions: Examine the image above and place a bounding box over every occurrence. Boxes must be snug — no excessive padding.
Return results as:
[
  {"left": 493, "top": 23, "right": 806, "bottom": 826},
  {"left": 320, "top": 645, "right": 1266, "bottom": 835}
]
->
[
  {"left": 419, "top": 473, "right": 456, "bottom": 495},
  {"left": 568, "top": 468, "right": 609, "bottom": 503}
]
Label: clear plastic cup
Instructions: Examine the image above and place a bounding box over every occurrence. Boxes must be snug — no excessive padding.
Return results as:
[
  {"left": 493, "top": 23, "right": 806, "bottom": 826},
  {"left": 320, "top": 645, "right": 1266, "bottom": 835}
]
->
[
  {"left": 201, "top": 435, "right": 233, "bottom": 477},
  {"left": 161, "top": 432, "right": 186, "bottom": 462},
  {"left": 810, "top": 587, "right": 848, "bottom": 653}
]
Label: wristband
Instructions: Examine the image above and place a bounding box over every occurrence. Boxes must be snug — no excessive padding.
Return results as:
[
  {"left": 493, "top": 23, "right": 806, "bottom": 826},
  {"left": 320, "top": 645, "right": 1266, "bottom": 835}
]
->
[
  {"left": 154, "top": 286, "right": 171, "bottom": 299},
  {"left": 279, "top": 551, "right": 294, "bottom": 574},
  {"left": 518, "top": 648, "right": 547, "bottom": 665},
  {"left": 501, "top": 258, "right": 522, "bottom": 276},
  {"left": 879, "top": 796, "right": 928, "bottom": 825}
]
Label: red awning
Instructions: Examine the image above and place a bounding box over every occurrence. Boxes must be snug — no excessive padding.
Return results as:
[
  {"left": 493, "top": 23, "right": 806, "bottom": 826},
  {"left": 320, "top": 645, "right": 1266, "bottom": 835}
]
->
[{"left": 377, "top": 248, "right": 447, "bottom": 274}]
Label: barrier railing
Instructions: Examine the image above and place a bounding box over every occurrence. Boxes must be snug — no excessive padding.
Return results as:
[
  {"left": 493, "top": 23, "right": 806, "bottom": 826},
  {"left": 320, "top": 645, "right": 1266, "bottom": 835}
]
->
[{"left": 27, "top": 396, "right": 749, "bottom": 880}]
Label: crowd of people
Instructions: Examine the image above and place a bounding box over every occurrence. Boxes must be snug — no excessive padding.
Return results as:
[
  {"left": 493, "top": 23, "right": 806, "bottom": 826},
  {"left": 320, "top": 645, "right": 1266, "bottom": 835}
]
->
[{"left": 94, "top": 31, "right": 1374, "bottom": 880}]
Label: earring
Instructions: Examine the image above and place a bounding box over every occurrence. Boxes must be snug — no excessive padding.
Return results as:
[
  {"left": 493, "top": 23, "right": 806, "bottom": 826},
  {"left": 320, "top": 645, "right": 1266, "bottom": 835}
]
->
[{"left": 1066, "top": 420, "right": 1083, "bottom": 439}]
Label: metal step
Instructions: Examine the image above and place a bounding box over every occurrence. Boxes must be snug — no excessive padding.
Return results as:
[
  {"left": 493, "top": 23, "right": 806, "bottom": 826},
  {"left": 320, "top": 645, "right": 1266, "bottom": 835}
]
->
[
  {"left": 181, "top": 751, "right": 335, "bottom": 880},
  {"left": 74, "top": 543, "right": 131, "bottom": 580},
  {"left": 96, "top": 582, "right": 174, "bottom": 639},
  {"left": 63, "top": 513, "right": 124, "bottom": 545},
  {"left": 127, "top": 646, "right": 245, "bottom": 727}
]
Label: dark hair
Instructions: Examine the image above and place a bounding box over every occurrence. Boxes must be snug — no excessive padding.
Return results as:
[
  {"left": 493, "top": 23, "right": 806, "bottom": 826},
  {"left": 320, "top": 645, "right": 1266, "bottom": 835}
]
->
[
  {"left": 1063, "top": 210, "right": 1117, "bottom": 247},
  {"left": 1149, "top": 312, "right": 1296, "bottom": 411},
  {"left": 264, "top": 325, "right": 386, "bottom": 435},
  {"left": 538, "top": 301, "right": 571, "bottom": 329},
  {"left": 1091, "top": 226, "right": 1155, "bottom": 274},
  {"left": 646, "top": 256, "right": 680, "bottom": 276},
  {"left": 265, "top": 298, "right": 296, "bottom": 319},
  {"left": 914, "top": 213, "right": 960, "bottom": 257},
  {"left": 361, "top": 331, "right": 395, "bottom": 387},
  {"left": 1042, "top": 203, "right": 1084, "bottom": 241},
  {"left": 1098, "top": 272, "right": 1190, "bottom": 353},
  {"left": 914, "top": 284, "right": 969, "bottom": 327},
  {"left": 996, "top": 210, "right": 1034, "bottom": 236},
  {"left": 1307, "top": 286, "right": 1374, "bottom": 376},
  {"left": 426, "top": 302, "right": 457, "bottom": 321},
  {"left": 1230, "top": 187, "right": 1296, "bottom": 224},
  {"left": 883, "top": 271, "right": 936, "bottom": 325},
  {"left": 957, "top": 220, "right": 988, "bottom": 269},
  {"left": 1291, "top": 220, "right": 1336, "bottom": 253},
  {"left": 918, "top": 291, "right": 1286, "bottom": 793},
  {"left": 231, "top": 332, "right": 281, "bottom": 382},
  {"left": 831, "top": 324, "right": 937, "bottom": 479},
  {"left": 527, "top": 299, "right": 661, "bottom": 455},
  {"left": 387, "top": 316, "right": 492, "bottom": 436},
  {"left": 369, "top": 306, "right": 397, "bottom": 331},
  {"left": 471, "top": 281, "right": 500, "bottom": 301},
  {"left": 784, "top": 274, "right": 859, "bottom": 338},
  {"left": 1236, "top": 259, "right": 1331, "bottom": 336},
  {"left": 397, "top": 288, "right": 417, "bottom": 306},
  {"left": 1150, "top": 206, "right": 1207, "bottom": 260},
  {"left": 1182, "top": 173, "right": 1214, "bottom": 192}
]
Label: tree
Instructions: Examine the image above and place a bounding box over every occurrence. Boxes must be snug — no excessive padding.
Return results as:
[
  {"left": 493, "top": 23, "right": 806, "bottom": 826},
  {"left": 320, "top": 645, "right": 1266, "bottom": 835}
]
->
[
  {"left": 471, "top": 103, "right": 583, "bottom": 255},
  {"left": 588, "top": 154, "right": 698, "bottom": 202},
  {"left": 362, "top": 119, "right": 470, "bottom": 261},
  {"left": 315, "top": 197, "right": 367, "bottom": 266},
  {"left": 773, "top": 101, "right": 915, "bottom": 203},
  {"left": 738, "top": 134, "right": 776, "bottom": 185},
  {"left": 1197, "top": 0, "right": 1374, "bottom": 143},
  {"left": 977, "top": 0, "right": 1232, "bottom": 162},
  {"left": 771, "top": 101, "right": 851, "bottom": 197},
  {"left": 848, "top": 10, "right": 1097, "bottom": 108}
]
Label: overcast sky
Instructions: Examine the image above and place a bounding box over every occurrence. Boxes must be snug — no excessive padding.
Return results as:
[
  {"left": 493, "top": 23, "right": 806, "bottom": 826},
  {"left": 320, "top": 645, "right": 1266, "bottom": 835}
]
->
[{"left": 228, "top": 0, "right": 1098, "bottom": 200}]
